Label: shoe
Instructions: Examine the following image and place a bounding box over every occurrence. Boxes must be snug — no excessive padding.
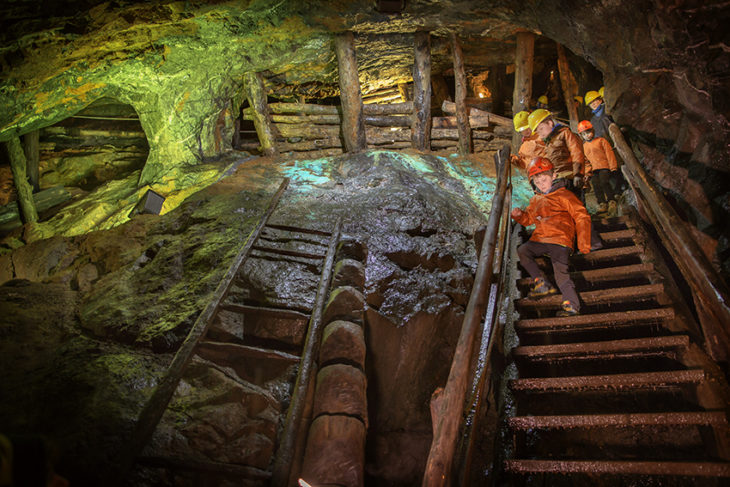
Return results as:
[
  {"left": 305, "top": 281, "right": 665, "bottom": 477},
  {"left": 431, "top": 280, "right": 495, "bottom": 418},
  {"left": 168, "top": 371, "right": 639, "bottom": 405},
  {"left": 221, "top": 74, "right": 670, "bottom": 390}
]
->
[
  {"left": 607, "top": 200, "right": 618, "bottom": 217},
  {"left": 597, "top": 202, "right": 607, "bottom": 214},
  {"left": 556, "top": 300, "right": 579, "bottom": 317},
  {"left": 528, "top": 277, "right": 558, "bottom": 298}
]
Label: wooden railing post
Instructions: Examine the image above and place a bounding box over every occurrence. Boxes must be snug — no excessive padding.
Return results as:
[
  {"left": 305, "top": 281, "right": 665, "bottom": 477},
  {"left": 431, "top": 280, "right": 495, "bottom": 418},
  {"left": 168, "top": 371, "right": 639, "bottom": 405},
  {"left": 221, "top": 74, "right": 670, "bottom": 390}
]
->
[
  {"left": 451, "top": 33, "right": 472, "bottom": 155},
  {"left": 335, "top": 32, "right": 366, "bottom": 152},
  {"left": 556, "top": 43, "right": 579, "bottom": 132},
  {"left": 511, "top": 31, "right": 534, "bottom": 150},
  {"left": 245, "top": 71, "right": 278, "bottom": 156},
  {"left": 610, "top": 123, "right": 730, "bottom": 361},
  {"left": 412, "top": 30, "right": 432, "bottom": 150},
  {"left": 422, "top": 146, "right": 511, "bottom": 486}
]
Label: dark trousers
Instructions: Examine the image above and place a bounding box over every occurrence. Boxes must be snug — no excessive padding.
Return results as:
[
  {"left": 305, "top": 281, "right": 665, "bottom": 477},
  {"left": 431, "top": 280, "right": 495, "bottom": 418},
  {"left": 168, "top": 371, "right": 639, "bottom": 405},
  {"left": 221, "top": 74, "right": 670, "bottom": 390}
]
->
[
  {"left": 591, "top": 169, "right": 616, "bottom": 205},
  {"left": 517, "top": 240, "right": 580, "bottom": 310}
]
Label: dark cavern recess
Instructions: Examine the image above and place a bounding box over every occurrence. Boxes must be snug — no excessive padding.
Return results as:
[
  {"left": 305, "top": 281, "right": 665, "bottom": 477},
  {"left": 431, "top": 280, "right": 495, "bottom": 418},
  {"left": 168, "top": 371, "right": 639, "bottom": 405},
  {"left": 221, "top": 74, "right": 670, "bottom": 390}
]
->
[{"left": 1, "top": 1, "right": 730, "bottom": 486}]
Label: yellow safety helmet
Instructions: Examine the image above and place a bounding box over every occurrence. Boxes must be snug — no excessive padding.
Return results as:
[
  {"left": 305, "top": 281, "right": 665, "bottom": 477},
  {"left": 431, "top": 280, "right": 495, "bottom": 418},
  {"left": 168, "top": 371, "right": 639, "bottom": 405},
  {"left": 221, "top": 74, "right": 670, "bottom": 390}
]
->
[
  {"left": 513, "top": 111, "right": 530, "bottom": 132},
  {"left": 573, "top": 95, "right": 583, "bottom": 105},
  {"left": 585, "top": 90, "right": 601, "bottom": 106},
  {"left": 599, "top": 86, "right": 605, "bottom": 97},
  {"left": 537, "top": 95, "right": 548, "bottom": 105},
  {"left": 527, "top": 108, "right": 551, "bottom": 133}
]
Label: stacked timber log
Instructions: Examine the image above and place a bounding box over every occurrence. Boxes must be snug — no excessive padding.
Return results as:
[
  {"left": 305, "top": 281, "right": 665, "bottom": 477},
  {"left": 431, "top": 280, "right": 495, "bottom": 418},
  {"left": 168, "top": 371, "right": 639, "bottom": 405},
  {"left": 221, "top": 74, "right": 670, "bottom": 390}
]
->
[
  {"left": 242, "top": 100, "right": 513, "bottom": 157},
  {"left": 300, "top": 240, "right": 368, "bottom": 487},
  {"left": 242, "top": 102, "right": 414, "bottom": 158}
]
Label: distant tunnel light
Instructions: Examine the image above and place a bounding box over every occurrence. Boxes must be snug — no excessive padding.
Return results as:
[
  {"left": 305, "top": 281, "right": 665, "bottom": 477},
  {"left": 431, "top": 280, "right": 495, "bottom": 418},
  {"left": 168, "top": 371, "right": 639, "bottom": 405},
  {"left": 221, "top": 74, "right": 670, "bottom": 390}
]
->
[
  {"left": 298, "top": 479, "right": 315, "bottom": 487},
  {"left": 478, "top": 92, "right": 485, "bottom": 98},
  {"left": 377, "top": 0, "right": 405, "bottom": 13}
]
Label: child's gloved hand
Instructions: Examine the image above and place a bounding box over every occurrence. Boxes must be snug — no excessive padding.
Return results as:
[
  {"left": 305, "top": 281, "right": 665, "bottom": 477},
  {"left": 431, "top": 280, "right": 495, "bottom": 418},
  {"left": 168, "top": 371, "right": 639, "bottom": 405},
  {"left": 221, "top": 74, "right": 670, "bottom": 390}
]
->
[
  {"left": 572, "top": 176, "right": 583, "bottom": 189},
  {"left": 511, "top": 208, "right": 524, "bottom": 220}
]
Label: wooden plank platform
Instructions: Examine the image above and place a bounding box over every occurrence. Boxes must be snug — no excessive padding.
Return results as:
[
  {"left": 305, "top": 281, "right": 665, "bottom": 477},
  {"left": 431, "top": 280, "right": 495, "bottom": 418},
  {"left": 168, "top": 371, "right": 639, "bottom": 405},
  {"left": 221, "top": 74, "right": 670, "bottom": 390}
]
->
[
  {"left": 505, "top": 459, "right": 730, "bottom": 477},
  {"left": 513, "top": 335, "right": 688, "bottom": 360},
  {"left": 508, "top": 411, "right": 728, "bottom": 430},
  {"left": 509, "top": 369, "right": 705, "bottom": 393},
  {"left": 515, "top": 308, "right": 675, "bottom": 332}
]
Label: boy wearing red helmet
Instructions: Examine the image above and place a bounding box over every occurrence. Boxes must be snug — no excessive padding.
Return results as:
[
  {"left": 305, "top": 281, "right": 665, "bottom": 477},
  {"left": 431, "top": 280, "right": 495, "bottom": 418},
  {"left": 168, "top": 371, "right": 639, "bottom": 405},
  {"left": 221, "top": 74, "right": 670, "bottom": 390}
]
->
[
  {"left": 578, "top": 120, "right": 618, "bottom": 216},
  {"left": 511, "top": 157, "right": 592, "bottom": 316}
]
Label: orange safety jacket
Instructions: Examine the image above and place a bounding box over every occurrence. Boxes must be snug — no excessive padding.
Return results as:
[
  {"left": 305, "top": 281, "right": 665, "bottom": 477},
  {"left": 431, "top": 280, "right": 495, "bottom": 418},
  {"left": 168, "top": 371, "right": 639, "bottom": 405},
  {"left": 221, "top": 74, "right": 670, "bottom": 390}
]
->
[
  {"left": 537, "top": 125, "right": 585, "bottom": 179},
  {"left": 513, "top": 182, "right": 592, "bottom": 254},
  {"left": 583, "top": 136, "right": 618, "bottom": 172},
  {"left": 513, "top": 132, "right": 542, "bottom": 171}
]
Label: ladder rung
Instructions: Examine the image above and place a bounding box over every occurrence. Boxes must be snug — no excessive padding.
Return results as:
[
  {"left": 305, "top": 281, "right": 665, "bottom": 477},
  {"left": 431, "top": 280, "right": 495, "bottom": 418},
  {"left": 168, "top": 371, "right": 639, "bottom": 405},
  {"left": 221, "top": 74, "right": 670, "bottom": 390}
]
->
[
  {"left": 197, "top": 340, "right": 300, "bottom": 363},
  {"left": 219, "top": 303, "right": 309, "bottom": 320},
  {"left": 508, "top": 411, "right": 728, "bottom": 430},
  {"left": 516, "top": 308, "right": 675, "bottom": 332},
  {"left": 264, "top": 223, "right": 332, "bottom": 236},
  {"left": 513, "top": 335, "right": 688, "bottom": 360},
  {"left": 509, "top": 369, "right": 705, "bottom": 393},
  {"left": 251, "top": 245, "right": 326, "bottom": 259},
  {"left": 505, "top": 459, "right": 730, "bottom": 477}
]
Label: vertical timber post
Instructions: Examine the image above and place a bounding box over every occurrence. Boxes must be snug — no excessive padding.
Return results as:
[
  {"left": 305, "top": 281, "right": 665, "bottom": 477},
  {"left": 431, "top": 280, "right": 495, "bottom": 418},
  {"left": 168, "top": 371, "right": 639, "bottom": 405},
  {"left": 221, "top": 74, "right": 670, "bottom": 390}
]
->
[
  {"left": 335, "top": 31, "right": 367, "bottom": 152},
  {"left": 512, "top": 31, "right": 534, "bottom": 150},
  {"left": 245, "top": 71, "right": 278, "bottom": 156},
  {"left": 452, "top": 33, "right": 472, "bottom": 155},
  {"left": 556, "top": 43, "right": 579, "bottom": 132},
  {"left": 23, "top": 130, "right": 40, "bottom": 192},
  {"left": 412, "top": 30, "right": 432, "bottom": 150},
  {"left": 5, "top": 136, "right": 38, "bottom": 223}
]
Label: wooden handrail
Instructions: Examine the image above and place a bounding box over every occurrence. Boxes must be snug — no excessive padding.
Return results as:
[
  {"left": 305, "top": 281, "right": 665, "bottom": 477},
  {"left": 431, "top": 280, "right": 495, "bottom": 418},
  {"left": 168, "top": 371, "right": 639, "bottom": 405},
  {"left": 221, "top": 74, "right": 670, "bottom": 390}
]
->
[
  {"left": 422, "top": 146, "right": 512, "bottom": 487},
  {"left": 609, "top": 123, "right": 730, "bottom": 361}
]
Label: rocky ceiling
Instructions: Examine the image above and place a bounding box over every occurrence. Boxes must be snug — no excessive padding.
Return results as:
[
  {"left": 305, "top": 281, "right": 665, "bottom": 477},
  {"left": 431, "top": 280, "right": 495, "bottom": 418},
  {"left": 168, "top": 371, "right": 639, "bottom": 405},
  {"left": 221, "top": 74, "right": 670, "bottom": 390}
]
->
[{"left": 1, "top": 0, "right": 730, "bottom": 271}]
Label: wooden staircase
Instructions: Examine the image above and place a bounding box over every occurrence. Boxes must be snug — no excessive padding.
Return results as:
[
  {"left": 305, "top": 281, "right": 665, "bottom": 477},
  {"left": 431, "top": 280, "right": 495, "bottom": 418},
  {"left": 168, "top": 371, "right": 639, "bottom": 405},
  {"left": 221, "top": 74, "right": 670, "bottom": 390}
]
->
[{"left": 502, "top": 211, "right": 730, "bottom": 485}]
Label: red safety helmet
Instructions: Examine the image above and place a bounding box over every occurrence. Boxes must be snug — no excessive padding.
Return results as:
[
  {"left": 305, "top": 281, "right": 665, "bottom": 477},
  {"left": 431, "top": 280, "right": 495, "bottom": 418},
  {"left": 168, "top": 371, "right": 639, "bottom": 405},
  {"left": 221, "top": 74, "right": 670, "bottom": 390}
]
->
[
  {"left": 527, "top": 157, "right": 554, "bottom": 178},
  {"left": 577, "top": 120, "right": 593, "bottom": 133}
]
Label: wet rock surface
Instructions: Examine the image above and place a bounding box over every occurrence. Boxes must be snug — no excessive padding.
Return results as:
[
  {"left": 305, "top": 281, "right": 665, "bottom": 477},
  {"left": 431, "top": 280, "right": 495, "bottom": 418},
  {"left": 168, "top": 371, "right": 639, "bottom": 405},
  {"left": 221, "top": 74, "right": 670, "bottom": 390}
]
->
[{"left": 0, "top": 151, "right": 495, "bottom": 485}]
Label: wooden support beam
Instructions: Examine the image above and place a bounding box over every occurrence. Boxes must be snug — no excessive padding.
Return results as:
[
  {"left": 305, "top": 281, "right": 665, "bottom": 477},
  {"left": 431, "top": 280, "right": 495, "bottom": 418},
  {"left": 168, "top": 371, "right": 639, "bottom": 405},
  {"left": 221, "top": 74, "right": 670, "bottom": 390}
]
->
[
  {"left": 556, "top": 43, "right": 579, "bottom": 131},
  {"left": 335, "top": 32, "right": 366, "bottom": 152},
  {"left": 5, "top": 136, "right": 38, "bottom": 224},
  {"left": 23, "top": 130, "right": 40, "bottom": 193},
  {"left": 512, "top": 31, "right": 535, "bottom": 148},
  {"left": 452, "top": 33, "right": 472, "bottom": 155},
  {"left": 245, "top": 72, "right": 278, "bottom": 156},
  {"left": 441, "top": 101, "right": 514, "bottom": 127},
  {"left": 412, "top": 30, "right": 432, "bottom": 150}
]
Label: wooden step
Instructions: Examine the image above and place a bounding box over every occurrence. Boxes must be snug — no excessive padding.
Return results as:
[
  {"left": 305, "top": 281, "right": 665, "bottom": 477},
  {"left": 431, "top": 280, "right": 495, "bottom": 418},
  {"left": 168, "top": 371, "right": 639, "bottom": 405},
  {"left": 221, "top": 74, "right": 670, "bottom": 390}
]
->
[
  {"left": 598, "top": 228, "right": 636, "bottom": 244},
  {"left": 504, "top": 459, "right": 730, "bottom": 477},
  {"left": 264, "top": 223, "right": 332, "bottom": 236},
  {"left": 517, "top": 263, "right": 654, "bottom": 288},
  {"left": 515, "top": 308, "right": 675, "bottom": 334},
  {"left": 251, "top": 244, "right": 326, "bottom": 260},
  {"left": 534, "top": 246, "right": 642, "bottom": 270},
  {"left": 508, "top": 411, "right": 728, "bottom": 430},
  {"left": 219, "top": 303, "right": 310, "bottom": 320},
  {"left": 513, "top": 335, "right": 689, "bottom": 361},
  {"left": 509, "top": 369, "right": 705, "bottom": 393},
  {"left": 516, "top": 283, "right": 664, "bottom": 310}
]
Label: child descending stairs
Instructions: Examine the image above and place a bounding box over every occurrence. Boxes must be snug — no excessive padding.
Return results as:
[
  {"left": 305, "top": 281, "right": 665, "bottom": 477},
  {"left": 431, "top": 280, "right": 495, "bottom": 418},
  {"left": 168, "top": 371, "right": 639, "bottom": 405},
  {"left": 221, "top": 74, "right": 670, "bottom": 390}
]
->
[{"left": 501, "top": 208, "right": 730, "bottom": 486}]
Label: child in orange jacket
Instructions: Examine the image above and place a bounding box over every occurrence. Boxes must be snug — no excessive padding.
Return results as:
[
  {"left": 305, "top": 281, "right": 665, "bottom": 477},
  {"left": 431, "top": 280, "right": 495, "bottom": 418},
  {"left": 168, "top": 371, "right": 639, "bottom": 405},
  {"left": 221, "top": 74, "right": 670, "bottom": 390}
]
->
[
  {"left": 511, "top": 157, "right": 592, "bottom": 316},
  {"left": 578, "top": 120, "right": 619, "bottom": 216}
]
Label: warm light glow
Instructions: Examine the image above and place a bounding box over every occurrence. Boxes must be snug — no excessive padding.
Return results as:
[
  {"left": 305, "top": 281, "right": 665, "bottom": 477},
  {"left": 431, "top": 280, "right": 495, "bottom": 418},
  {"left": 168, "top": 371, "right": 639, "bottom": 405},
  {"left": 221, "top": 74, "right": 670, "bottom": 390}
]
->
[
  {"left": 478, "top": 92, "right": 485, "bottom": 99},
  {"left": 299, "top": 480, "right": 314, "bottom": 487}
]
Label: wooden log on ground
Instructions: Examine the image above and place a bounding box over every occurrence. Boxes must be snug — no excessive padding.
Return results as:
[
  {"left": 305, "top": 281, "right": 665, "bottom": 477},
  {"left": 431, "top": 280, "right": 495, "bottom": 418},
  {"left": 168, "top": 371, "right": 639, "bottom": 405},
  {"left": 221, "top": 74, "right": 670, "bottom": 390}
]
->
[
  {"left": 312, "top": 364, "right": 368, "bottom": 423},
  {"left": 301, "top": 415, "right": 366, "bottom": 487},
  {"left": 5, "top": 136, "right": 38, "bottom": 223},
  {"left": 441, "top": 101, "right": 513, "bottom": 127},
  {"left": 366, "top": 126, "right": 411, "bottom": 144},
  {"left": 412, "top": 30, "right": 432, "bottom": 150},
  {"left": 335, "top": 31, "right": 366, "bottom": 152},
  {"left": 319, "top": 320, "right": 366, "bottom": 369},
  {"left": 245, "top": 72, "right": 278, "bottom": 155},
  {"left": 452, "top": 33, "right": 472, "bottom": 154},
  {"left": 431, "top": 128, "right": 497, "bottom": 141},
  {"left": 512, "top": 31, "right": 535, "bottom": 149},
  {"left": 556, "top": 43, "right": 579, "bottom": 131},
  {"left": 23, "top": 130, "right": 40, "bottom": 192},
  {"left": 363, "top": 114, "right": 411, "bottom": 127},
  {"left": 432, "top": 115, "right": 489, "bottom": 130},
  {"left": 0, "top": 186, "right": 72, "bottom": 228}
]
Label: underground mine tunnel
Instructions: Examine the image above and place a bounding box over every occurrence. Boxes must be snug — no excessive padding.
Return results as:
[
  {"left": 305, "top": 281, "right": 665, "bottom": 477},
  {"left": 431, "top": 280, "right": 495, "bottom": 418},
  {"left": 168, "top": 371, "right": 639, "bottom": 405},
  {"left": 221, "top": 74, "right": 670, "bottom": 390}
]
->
[{"left": 1, "top": 1, "right": 730, "bottom": 486}]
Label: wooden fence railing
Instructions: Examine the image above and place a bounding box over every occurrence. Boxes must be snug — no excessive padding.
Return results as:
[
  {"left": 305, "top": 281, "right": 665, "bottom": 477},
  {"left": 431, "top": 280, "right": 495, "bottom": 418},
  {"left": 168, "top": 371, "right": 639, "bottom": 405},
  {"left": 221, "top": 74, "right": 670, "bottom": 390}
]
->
[{"left": 609, "top": 123, "right": 730, "bottom": 362}]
